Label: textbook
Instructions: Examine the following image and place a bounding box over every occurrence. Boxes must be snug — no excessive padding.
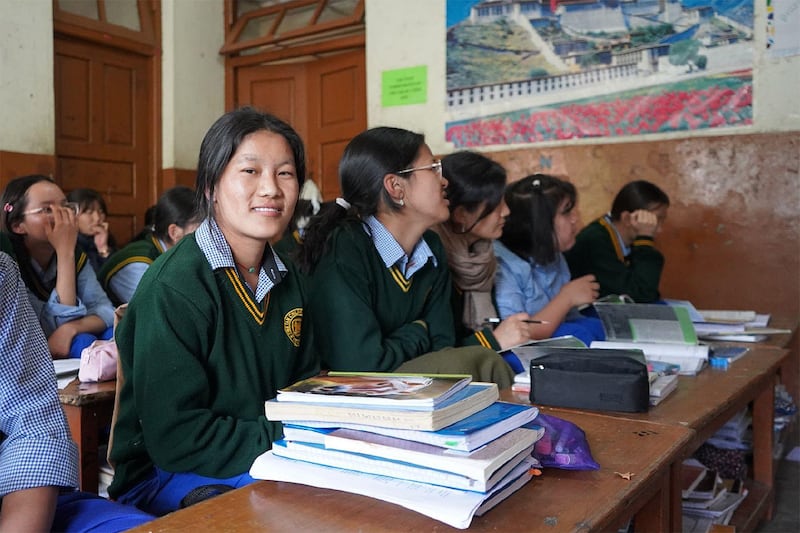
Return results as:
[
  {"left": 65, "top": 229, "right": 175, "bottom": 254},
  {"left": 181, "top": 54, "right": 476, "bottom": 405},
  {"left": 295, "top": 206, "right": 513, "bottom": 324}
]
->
[
  {"left": 321, "top": 426, "right": 543, "bottom": 484},
  {"left": 265, "top": 382, "right": 499, "bottom": 431},
  {"left": 284, "top": 401, "right": 539, "bottom": 452},
  {"left": 594, "top": 302, "right": 698, "bottom": 344},
  {"left": 276, "top": 372, "right": 471, "bottom": 409},
  {"left": 649, "top": 374, "right": 678, "bottom": 406},
  {"left": 271, "top": 438, "right": 535, "bottom": 493},
  {"left": 249, "top": 449, "right": 537, "bottom": 529},
  {"left": 591, "top": 340, "right": 708, "bottom": 375}
]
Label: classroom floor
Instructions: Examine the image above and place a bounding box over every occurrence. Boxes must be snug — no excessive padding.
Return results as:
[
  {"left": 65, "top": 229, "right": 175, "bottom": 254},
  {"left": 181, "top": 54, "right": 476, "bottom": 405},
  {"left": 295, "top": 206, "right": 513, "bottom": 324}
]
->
[{"left": 756, "top": 444, "right": 800, "bottom": 532}]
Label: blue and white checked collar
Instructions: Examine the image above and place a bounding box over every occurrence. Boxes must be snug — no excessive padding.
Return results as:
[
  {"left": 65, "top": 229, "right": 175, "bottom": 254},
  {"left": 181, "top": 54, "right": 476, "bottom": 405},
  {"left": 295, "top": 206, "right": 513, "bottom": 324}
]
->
[
  {"left": 195, "top": 218, "right": 287, "bottom": 302},
  {"left": 363, "top": 215, "right": 437, "bottom": 279},
  {"left": 604, "top": 213, "right": 630, "bottom": 257}
]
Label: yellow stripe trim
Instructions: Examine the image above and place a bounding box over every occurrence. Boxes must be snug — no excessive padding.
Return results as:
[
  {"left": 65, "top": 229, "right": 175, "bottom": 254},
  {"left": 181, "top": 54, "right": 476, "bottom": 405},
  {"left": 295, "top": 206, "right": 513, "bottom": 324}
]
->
[
  {"left": 632, "top": 238, "right": 655, "bottom": 248},
  {"left": 474, "top": 330, "right": 492, "bottom": 349},
  {"left": 389, "top": 265, "right": 412, "bottom": 293},
  {"left": 224, "top": 268, "right": 267, "bottom": 325},
  {"left": 103, "top": 256, "right": 155, "bottom": 286},
  {"left": 598, "top": 217, "right": 625, "bottom": 262}
]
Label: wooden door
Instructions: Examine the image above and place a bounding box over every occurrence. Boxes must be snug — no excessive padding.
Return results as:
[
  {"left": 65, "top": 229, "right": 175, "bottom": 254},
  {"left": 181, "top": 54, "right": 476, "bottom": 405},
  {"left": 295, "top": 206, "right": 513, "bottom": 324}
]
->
[
  {"left": 235, "top": 50, "right": 366, "bottom": 200},
  {"left": 54, "top": 37, "right": 154, "bottom": 245}
]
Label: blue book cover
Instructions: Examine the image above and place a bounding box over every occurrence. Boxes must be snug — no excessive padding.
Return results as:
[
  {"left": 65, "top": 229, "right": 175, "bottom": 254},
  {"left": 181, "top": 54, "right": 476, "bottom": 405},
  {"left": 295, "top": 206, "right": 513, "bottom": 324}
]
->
[{"left": 284, "top": 401, "right": 539, "bottom": 451}]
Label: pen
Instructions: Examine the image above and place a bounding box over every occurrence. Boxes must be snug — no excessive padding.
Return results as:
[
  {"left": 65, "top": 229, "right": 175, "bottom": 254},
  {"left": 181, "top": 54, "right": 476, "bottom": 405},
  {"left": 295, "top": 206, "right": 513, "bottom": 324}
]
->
[{"left": 484, "top": 317, "right": 550, "bottom": 325}]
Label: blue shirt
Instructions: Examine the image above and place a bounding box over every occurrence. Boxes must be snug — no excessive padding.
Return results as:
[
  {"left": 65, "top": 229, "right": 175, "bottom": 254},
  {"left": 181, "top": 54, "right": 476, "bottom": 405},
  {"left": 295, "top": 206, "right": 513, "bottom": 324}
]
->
[
  {"left": 363, "top": 215, "right": 437, "bottom": 280},
  {"left": 25, "top": 255, "right": 115, "bottom": 337},
  {"left": 493, "top": 241, "right": 573, "bottom": 319},
  {"left": 195, "top": 217, "right": 287, "bottom": 303},
  {"left": 108, "top": 237, "right": 167, "bottom": 304},
  {"left": 0, "top": 252, "right": 78, "bottom": 498}
]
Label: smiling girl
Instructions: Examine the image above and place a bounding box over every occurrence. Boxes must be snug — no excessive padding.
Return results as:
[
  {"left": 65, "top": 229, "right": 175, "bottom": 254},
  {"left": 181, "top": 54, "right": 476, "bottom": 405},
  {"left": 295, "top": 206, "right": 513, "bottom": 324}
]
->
[
  {"left": 298, "top": 128, "right": 514, "bottom": 387},
  {"left": 1, "top": 175, "right": 115, "bottom": 358},
  {"left": 494, "top": 174, "right": 604, "bottom": 345},
  {"left": 108, "top": 107, "right": 318, "bottom": 515}
]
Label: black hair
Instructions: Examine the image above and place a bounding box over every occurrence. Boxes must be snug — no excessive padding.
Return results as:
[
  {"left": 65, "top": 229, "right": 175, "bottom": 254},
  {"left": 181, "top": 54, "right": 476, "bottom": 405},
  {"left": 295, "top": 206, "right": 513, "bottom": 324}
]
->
[
  {"left": 499, "top": 174, "right": 577, "bottom": 266},
  {"left": 67, "top": 188, "right": 108, "bottom": 216},
  {"left": 610, "top": 180, "right": 670, "bottom": 220},
  {"left": 194, "top": 106, "right": 306, "bottom": 221},
  {"left": 1, "top": 174, "right": 63, "bottom": 293},
  {"left": 153, "top": 186, "right": 201, "bottom": 243},
  {"left": 297, "top": 126, "right": 425, "bottom": 273},
  {"left": 441, "top": 151, "right": 506, "bottom": 229}
]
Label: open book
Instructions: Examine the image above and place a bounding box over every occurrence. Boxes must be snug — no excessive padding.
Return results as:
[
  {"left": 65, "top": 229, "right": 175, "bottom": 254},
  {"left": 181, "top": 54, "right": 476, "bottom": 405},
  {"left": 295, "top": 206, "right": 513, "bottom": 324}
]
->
[{"left": 591, "top": 302, "right": 707, "bottom": 375}]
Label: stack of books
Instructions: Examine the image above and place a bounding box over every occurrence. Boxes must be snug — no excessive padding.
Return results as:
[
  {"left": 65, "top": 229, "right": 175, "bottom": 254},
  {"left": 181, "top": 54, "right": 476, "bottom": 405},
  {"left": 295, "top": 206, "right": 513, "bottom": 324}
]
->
[
  {"left": 250, "top": 373, "right": 543, "bottom": 529},
  {"left": 648, "top": 361, "right": 680, "bottom": 406},
  {"left": 680, "top": 460, "right": 748, "bottom": 530}
]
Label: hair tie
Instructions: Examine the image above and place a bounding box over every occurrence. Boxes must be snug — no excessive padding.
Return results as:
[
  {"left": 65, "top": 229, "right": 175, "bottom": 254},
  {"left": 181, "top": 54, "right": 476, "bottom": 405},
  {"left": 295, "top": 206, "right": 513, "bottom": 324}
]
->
[
  {"left": 2, "top": 203, "right": 12, "bottom": 213},
  {"left": 335, "top": 197, "right": 351, "bottom": 210}
]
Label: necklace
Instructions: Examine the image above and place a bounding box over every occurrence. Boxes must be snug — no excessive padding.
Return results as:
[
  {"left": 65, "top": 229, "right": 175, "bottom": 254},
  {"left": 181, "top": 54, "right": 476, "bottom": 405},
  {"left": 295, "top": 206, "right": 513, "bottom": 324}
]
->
[{"left": 236, "top": 262, "right": 257, "bottom": 274}]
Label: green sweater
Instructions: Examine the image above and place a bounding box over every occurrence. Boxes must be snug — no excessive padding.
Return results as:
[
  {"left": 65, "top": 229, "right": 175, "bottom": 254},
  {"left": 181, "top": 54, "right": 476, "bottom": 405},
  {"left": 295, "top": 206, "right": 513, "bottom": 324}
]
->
[
  {"left": 309, "top": 221, "right": 461, "bottom": 372},
  {"left": 108, "top": 235, "right": 318, "bottom": 498},
  {"left": 564, "top": 216, "right": 664, "bottom": 303},
  {"left": 96, "top": 233, "right": 163, "bottom": 306}
]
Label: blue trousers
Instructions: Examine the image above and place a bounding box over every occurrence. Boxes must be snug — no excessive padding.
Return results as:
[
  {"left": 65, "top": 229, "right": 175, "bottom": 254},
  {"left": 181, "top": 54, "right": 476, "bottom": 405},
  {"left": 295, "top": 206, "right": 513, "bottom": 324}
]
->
[
  {"left": 116, "top": 467, "right": 256, "bottom": 517},
  {"left": 52, "top": 491, "right": 154, "bottom": 533},
  {"left": 68, "top": 326, "right": 114, "bottom": 359}
]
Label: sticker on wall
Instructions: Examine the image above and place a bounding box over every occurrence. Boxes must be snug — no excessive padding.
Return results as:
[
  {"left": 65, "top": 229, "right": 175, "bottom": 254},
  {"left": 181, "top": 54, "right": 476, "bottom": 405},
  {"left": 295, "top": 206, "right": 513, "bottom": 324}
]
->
[
  {"left": 382, "top": 66, "right": 428, "bottom": 107},
  {"left": 445, "top": 0, "right": 755, "bottom": 147},
  {"left": 767, "top": 0, "right": 800, "bottom": 58}
]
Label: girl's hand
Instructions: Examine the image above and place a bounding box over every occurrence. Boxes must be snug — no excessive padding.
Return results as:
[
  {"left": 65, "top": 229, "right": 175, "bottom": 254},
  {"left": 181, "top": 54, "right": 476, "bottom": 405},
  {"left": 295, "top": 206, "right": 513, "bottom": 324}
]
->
[
  {"left": 48, "top": 323, "right": 77, "bottom": 358},
  {"left": 562, "top": 274, "right": 600, "bottom": 307},
  {"left": 630, "top": 209, "right": 659, "bottom": 237},
  {"left": 93, "top": 221, "right": 110, "bottom": 254},
  {"left": 492, "top": 312, "right": 533, "bottom": 350},
  {"left": 45, "top": 204, "right": 79, "bottom": 256}
]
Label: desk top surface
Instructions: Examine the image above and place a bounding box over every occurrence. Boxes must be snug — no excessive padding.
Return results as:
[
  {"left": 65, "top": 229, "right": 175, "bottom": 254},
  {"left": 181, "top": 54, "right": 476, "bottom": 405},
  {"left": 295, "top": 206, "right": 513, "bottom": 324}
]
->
[
  {"left": 128, "top": 410, "right": 691, "bottom": 533},
  {"left": 58, "top": 378, "right": 116, "bottom": 406}
]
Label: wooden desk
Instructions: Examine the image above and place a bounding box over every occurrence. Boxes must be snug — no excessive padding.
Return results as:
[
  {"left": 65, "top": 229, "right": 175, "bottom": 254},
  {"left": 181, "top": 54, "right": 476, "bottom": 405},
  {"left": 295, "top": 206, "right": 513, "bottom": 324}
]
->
[
  {"left": 58, "top": 378, "right": 116, "bottom": 493},
  {"left": 127, "top": 411, "right": 692, "bottom": 533},
  {"left": 505, "top": 346, "right": 789, "bottom": 532}
]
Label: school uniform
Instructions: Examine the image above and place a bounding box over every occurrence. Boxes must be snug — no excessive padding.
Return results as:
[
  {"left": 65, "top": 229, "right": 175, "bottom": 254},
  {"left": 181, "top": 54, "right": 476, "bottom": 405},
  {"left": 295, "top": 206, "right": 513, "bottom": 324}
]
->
[
  {"left": 108, "top": 218, "right": 318, "bottom": 516},
  {"left": 308, "top": 217, "right": 514, "bottom": 386},
  {"left": 0, "top": 252, "right": 153, "bottom": 532},
  {"left": 97, "top": 232, "right": 165, "bottom": 306},
  {"left": 564, "top": 214, "right": 664, "bottom": 303},
  {"left": 17, "top": 245, "right": 115, "bottom": 357},
  {"left": 493, "top": 240, "right": 604, "bottom": 346}
]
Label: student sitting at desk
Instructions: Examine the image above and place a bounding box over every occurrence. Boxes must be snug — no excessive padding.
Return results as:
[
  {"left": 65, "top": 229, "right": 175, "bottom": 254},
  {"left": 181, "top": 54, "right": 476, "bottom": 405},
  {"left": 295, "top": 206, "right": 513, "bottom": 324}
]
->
[
  {"left": 432, "top": 151, "right": 533, "bottom": 351},
  {"left": 297, "top": 127, "right": 515, "bottom": 388},
  {"left": 0, "top": 251, "right": 153, "bottom": 532},
  {"left": 564, "top": 180, "right": 669, "bottom": 303},
  {"left": 494, "top": 174, "right": 603, "bottom": 345},
  {"left": 108, "top": 107, "right": 319, "bottom": 516},
  {"left": 1, "top": 175, "right": 115, "bottom": 358},
  {"left": 67, "top": 187, "right": 118, "bottom": 274},
  {"left": 97, "top": 185, "right": 201, "bottom": 306}
]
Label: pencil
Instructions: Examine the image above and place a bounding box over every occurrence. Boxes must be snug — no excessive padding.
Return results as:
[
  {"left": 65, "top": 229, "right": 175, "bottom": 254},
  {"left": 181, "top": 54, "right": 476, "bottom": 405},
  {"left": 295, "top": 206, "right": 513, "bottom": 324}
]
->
[{"left": 484, "top": 317, "right": 550, "bottom": 325}]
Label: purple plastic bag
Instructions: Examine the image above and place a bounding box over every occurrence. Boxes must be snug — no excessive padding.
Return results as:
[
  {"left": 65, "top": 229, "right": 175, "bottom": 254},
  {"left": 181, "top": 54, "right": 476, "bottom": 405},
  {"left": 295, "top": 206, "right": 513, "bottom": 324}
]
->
[{"left": 526, "top": 412, "right": 600, "bottom": 470}]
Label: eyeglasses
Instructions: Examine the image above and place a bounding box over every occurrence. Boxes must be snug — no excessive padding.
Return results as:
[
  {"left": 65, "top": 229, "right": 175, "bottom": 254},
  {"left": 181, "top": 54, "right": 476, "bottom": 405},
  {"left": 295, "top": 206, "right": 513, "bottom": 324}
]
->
[
  {"left": 395, "top": 160, "right": 442, "bottom": 176},
  {"left": 23, "top": 201, "right": 80, "bottom": 217}
]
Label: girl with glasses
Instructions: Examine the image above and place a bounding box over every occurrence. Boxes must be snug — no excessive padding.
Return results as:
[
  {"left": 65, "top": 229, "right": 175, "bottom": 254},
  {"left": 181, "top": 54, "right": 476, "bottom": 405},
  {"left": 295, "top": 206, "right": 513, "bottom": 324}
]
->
[
  {"left": 297, "top": 127, "right": 515, "bottom": 387},
  {"left": 1, "top": 175, "right": 115, "bottom": 358}
]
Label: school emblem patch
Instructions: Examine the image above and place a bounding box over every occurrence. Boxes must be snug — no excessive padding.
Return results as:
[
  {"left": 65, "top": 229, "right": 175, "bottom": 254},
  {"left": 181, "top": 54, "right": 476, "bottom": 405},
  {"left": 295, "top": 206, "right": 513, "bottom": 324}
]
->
[{"left": 284, "top": 308, "right": 302, "bottom": 347}]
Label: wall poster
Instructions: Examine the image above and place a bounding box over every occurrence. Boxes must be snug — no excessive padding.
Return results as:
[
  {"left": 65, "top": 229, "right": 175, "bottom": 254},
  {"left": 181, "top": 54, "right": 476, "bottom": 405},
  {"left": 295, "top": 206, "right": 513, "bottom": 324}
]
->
[{"left": 445, "top": 0, "right": 755, "bottom": 148}]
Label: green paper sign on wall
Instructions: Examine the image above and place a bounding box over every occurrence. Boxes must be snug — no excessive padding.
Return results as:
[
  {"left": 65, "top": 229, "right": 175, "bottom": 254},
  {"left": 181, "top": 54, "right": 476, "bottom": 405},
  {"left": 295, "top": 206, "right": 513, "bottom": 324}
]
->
[{"left": 382, "top": 66, "right": 427, "bottom": 107}]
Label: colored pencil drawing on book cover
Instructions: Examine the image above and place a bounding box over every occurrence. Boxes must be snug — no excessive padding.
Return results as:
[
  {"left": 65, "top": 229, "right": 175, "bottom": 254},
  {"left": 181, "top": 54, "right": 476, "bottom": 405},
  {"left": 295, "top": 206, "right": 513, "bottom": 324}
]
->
[{"left": 278, "top": 373, "right": 470, "bottom": 405}]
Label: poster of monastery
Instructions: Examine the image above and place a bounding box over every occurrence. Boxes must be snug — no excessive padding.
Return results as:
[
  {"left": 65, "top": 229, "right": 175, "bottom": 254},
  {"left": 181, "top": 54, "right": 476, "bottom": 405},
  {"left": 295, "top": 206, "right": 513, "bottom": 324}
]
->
[{"left": 445, "top": 0, "right": 754, "bottom": 147}]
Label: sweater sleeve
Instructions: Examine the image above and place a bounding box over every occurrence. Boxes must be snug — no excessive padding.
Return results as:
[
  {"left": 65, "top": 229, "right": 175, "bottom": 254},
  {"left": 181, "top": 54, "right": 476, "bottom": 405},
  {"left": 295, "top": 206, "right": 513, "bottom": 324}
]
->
[{"left": 311, "top": 230, "right": 434, "bottom": 373}]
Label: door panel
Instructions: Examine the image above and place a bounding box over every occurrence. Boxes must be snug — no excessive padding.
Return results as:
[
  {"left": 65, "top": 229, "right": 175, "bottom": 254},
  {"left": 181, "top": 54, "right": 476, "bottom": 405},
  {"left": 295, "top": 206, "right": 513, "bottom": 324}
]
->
[
  {"left": 54, "top": 37, "right": 153, "bottom": 244},
  {"left": 235, "top": 49, "right": 366, "bottom": 201}
]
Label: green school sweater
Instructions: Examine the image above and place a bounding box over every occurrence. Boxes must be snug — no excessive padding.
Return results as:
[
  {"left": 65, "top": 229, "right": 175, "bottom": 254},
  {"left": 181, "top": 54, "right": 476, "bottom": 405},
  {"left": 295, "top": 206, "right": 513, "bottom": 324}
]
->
[
  {"left": 564, "top": 217, "right": 664, "bottom": 303},
  {"left": 108, "top": 235, "right": 318, "bottom": 498},
  {"left": 309, "top": 221, "right": 457, "bottom": 372},
  {"left": 96, "top": 233, "right": 163, "bottom": 306}
]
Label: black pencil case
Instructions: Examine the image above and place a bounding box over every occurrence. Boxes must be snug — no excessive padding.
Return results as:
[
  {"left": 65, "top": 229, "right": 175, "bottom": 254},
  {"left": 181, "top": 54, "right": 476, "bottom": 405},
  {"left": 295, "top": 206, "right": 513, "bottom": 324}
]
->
[{"left": 529, "top": 348, "right": 650, "bottom": 413}]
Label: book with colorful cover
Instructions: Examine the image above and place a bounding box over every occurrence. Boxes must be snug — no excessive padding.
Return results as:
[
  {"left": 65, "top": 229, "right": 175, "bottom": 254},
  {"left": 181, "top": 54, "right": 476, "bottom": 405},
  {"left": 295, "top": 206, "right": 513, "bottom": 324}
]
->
[
  {"left": 276, "top": 372, "right": 471, "bottom": 409},
  {"left": 283, "top": 401, "right": 539, "bottom": 452},
  {"left": 265, "top": 382, "right": 499, "bottom": 431}
]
